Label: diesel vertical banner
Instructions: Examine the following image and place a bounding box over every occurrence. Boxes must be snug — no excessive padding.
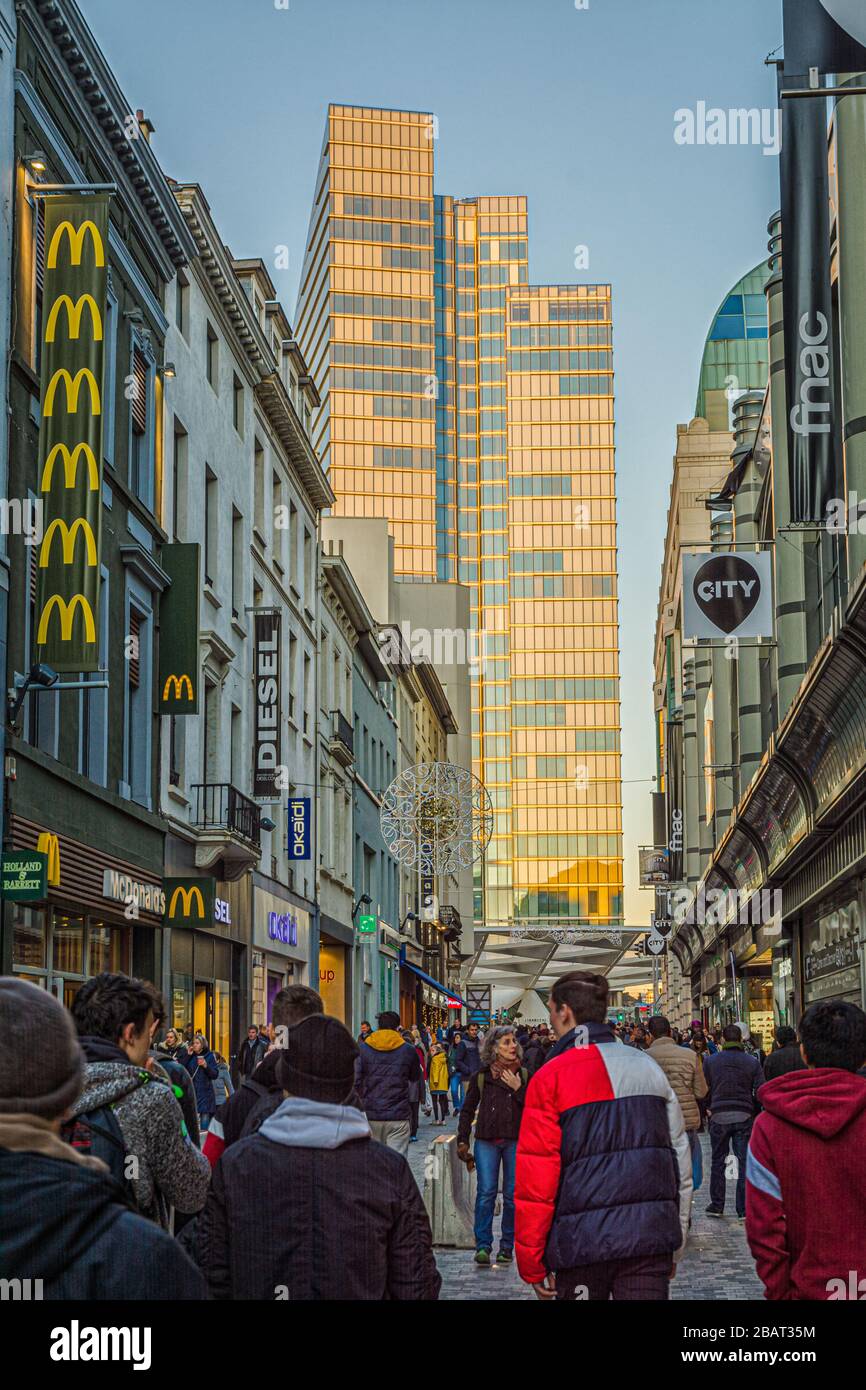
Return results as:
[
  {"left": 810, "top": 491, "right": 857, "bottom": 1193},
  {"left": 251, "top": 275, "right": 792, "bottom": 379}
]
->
[
  {"left": 159, "top": 543, "right": 200, "bottom": 713},
  {"left": 253, "top": 610, "right": 281, "bottom": 798},
  {"left": 781, "top": 1, "right": 866, "bottom": 520},
  {"left": 35, "top": 195, "right": 109, "bottom": 670}
]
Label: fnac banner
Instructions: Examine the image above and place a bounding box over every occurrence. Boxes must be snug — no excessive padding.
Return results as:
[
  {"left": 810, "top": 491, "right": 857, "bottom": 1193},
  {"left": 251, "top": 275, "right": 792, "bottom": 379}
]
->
[
  {"left": 159, "top": 543, "right": 200, "bottom": 713},
  {"left": 36, "top": 195, "right": 109, "bottom": 671},
  {"left": 163, "top": 876, "right": 216, "bottom": 928}
]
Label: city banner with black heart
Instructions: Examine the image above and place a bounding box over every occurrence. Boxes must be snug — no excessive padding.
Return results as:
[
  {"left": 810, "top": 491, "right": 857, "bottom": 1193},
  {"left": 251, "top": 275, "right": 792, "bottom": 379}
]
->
[
  {"left": 35, "top": 194, "right": 109, "bottom": 671},
  {"left": 682, "top": 552, "right": 774, "bottom": 640},
  {"left": 253, "top": 610, "right": 281, "bottom": 799},
  {"left": 163, "top": 877, "right": 217, "bottom": 928},
  {"left": 159, "top": 543, "right": 200, "bottom": 713}
]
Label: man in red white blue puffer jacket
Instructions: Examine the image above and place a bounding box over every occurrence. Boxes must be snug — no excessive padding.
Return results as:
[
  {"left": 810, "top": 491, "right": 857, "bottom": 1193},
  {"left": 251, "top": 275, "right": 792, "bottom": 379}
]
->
[{"left": 515, "top": 971, "right": 692, "bottom": 1300}]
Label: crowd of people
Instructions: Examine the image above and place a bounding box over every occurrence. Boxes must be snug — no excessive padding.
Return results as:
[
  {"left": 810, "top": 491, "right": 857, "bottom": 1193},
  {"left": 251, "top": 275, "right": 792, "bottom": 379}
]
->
[{"left": 0, "top": 968, "right": 864, "bottom": 1301}]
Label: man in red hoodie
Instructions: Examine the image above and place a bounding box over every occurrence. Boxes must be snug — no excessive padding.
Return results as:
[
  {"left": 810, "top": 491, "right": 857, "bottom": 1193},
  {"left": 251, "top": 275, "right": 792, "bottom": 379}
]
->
[{"left": 746, "top": 999, "right": 866, "bottom": 1300}]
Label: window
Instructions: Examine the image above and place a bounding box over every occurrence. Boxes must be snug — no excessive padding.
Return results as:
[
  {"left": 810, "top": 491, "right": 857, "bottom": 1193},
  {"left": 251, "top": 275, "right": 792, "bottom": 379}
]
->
[
  {"left": 124, "top": 592, "right": 152, "bottom": 807},
  {"left": 288, "top": 635, "right": 298, "bottom": 722},
  {"left": 303, "top": 653, "right": 311, "bottom": 736},
  {"left": 176, "top": 273, "right": 189, "bottom": 339},
  {"left": 206, "top": 322, "right": 219, "bottom": 390},
  {"left": 304, "top": 530, "right": 313, "bottom": 609},
  {"left": 203, "top": 680, "right": 219, "bottom": 782},
  {"left": 79, "top": 568, "right": 109, "bottom": 786},
  {"left": 233, "top": 374, "right": 244, "bottom": 436},
  {"left": 231, "top": 508, "right": 243, "bottom": 618},
  {"left": 172, "top": 419, "right": 188, "bottom": 541},
  {"left": 230, "top": 705, "right": 242, "bottom": 787},
  {"left": 288, "top": 502, "right": 298, "bottom": 589},
  {"left": 169, "top": 715, "right": 183, "bottom": 787},
  {"left": 253, "top": 439, "right": 265, "bottom": 537},
  {"left": 129, "top": 340, "right": 155, "bottom": 508},
  {"left": 273, "top": 477, "right": 283, "bottom": 572},
  {"left": 204, "top": 467, "right": 217, "bottom": 586}
]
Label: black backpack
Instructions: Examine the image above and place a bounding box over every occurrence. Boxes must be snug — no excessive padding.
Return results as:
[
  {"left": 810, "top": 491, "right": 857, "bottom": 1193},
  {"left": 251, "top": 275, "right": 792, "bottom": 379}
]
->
[{"left": 61, "top": 1091, "right": 144, "bottom": 1210}]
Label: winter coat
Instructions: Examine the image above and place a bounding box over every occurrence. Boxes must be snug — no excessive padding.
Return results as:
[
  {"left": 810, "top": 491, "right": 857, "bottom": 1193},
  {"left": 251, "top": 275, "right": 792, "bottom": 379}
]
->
[
  {"left": 523, "top": 1040, "right": 546, "bottom": 1077},
  {"left": 150, "top": 1048, "right": 201, "bottom": 1148},
  {"left": 746, "top": 1069, "right": 866, "bottom": 1300},
  {"left": 70, "top": 1038, "right": 211, "bottom": 1228},
  {"left": 184, "top": 1050, "right": 219, "bottom": 1115},
  {"left": 429, "top": 1052, "right": 450, "bottom": 1092},
  {"left": 648, "top": 1035, "right": 708, "bottom": 1131},
  {"left": 704, "top": 1045, "right": 763, "bottom": 1122},
  {"left": 212, "top": 1062, "right": 234, "bottom": 1108},
  {"left": 0, "top": 1114, "right": 205, "bottom": 1299},
  {"left": 354, "top": 1030, "right": 422, "bottom": 1122},
  {"left": 238, "top": 1036, "right": 267, "bottom": 1078},
  {"left": 457, "top": 1066, "right": 526, "bottom": 1146},
  {"left": 452, "top": 1035, "right": 482, "bottom": 1079},
  {"left": 196, "top": 1097, "right": 441, "bottom": 1300},
  {"left": 763, "top": 1043, "right": 807, "bottom": 1082},
  {"left": 515, "top": 1022, "right": 692, "bottom": 1284}
]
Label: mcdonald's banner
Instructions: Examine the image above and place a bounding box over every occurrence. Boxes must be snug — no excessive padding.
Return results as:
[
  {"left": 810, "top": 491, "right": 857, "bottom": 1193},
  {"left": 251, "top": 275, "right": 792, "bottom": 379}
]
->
[
  {"left": 163, "top": 876, "right": 217, "bottom": 928},
  {"left": 35, "top": 195, "right": 109, "bottom": 671},
  {"left": 158, "top": 543, "right": 200, "bottom": 714},
  {"left": 36, "top": 831, "right": 61, "bottom": 887}
]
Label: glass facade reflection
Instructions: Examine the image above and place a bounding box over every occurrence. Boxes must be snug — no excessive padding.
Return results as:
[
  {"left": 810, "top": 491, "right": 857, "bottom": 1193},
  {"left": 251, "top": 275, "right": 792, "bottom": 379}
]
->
[{"left": 297, "top": 107, "right": 623, "bottom": 936}]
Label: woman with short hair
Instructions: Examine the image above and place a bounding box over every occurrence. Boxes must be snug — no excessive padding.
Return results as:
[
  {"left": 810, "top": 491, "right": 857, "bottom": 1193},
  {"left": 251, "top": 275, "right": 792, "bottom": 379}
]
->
[{"left": 456, "top": 1025, "right": 527, "bottom": 1267}]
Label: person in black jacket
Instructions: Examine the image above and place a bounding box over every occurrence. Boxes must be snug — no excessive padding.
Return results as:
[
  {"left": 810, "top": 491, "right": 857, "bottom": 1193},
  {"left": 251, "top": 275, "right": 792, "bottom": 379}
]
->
[
  {"left": 355, "top": 1010, "right": 422, "bottom": 1156},
  {"left": 763, "top": 1025, "right": 807, "bottom": 1081},
  {"left": 0, "top": 978, "right": 205, "bottom": 1300},
  {"left": 456, "top": 1025, "right": 527, "bottom": 1267},
  {"left": 196, "top": 1014, "right": 441, "bottom": 1300},
  {"left": 452, "top": 1022, "right": 483, "bottom": 1082},
  {"left": 237, "top": 1026, "right": 267, "bottom": 1080},
  {"left": 703, "top": 1023, "right": 763, "bottom": 1218}
]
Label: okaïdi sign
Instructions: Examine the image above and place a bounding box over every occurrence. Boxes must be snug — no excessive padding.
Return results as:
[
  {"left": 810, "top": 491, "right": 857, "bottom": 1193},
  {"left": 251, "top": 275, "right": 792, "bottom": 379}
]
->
[
  {"left": 253, "top": 611, "right": 281, "bottom": 799},
  {"left": 682, "top": 552, "right": 773, "bottom": 640}
]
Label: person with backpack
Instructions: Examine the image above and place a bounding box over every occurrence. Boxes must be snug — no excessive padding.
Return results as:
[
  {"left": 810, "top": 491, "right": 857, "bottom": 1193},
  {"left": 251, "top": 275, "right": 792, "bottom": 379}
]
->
[
  {"left": 67, "top": 972, "right": 211, "bottom": 1229},
  {"left": 0, "top": 979, "right": 205, "bottom": 1300},
  {"left": 456, "top": 1025, "right": 527, "bottom": 1267},
  {"left": 184, "top": 1035, "right": 219, "bottom": 1131}
]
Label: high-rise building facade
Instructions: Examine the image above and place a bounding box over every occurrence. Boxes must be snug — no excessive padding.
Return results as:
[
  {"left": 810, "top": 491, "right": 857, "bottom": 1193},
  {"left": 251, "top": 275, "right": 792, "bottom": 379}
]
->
[{"left": 297, "top": 105, "right": 623, "bottom": 939}]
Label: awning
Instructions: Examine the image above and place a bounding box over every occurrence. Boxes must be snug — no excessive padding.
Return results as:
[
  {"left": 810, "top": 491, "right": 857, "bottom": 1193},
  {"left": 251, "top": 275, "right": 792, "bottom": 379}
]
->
[{"left": 400, "top": 955, "right": 465, "bottom": 1005}]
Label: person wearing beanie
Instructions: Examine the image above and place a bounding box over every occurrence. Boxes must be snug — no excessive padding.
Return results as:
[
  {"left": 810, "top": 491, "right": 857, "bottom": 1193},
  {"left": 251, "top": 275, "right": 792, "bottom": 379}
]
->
[
  {"left": 353, "top": 1008, "right": 423, "bottom": 1155},
  {"left": 0, "top": 978, "right": 205, "bottom": 1300},
  {"left": 196, "top": 1014, "right": 441, "bottom": 1300}
]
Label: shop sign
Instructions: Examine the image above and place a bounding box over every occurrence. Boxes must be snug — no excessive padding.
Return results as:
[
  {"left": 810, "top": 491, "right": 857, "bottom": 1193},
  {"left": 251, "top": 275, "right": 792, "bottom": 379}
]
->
[
  {"left": 803, "top": 900, "right": 861, "bottom": 1001},
  {"left": 446, "top": 998, "right": 462, "bottom": 1009},
  {"left": 682, "top": 552, "right": 773, "bottom": 639},
  {"left": 162, "top": 876, "right": 217, "bottom": 927},
  {"left": 268, "top": 910, "right": 298, "bottom": 946},
  {"left": 288, "top": 797, "right": 311, "bottom": 860},
  {"left": 356, "top": 913, "right": 376, "bottom": 935},
  {"left": 253, "top": 611, "right": 281, "bottom": 798},
  {"left": 2, "top": 852, "right": 48, "bottom": 900},
  {"left": 103, "top": 868, "right": 166, "bottom": 915}
]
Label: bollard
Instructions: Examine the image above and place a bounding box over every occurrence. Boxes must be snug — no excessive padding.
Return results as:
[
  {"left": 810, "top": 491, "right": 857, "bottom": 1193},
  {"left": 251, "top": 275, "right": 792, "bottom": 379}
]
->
[{"left": 422, "top": 1132, "right": 477, "bottom": 1247}]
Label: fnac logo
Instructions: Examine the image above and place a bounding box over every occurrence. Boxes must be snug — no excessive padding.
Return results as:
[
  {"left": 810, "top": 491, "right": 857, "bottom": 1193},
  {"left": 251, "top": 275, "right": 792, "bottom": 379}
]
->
[
  {"left": 44, "top": 294, "right": 103, "bottom": 344},
  {"left": 36, "top": 593, "right": 96, "bottom": 646},
  {"left": 42, "top": 367, "right": 101, "bottom": 417},
  {"left": 46, "top": 219, "right": 105, "bottom": 270},
  {"left": 168, "top": 885, "right": 205, "bottom": 920},
  {"left": 36, "top": 832, "right": 60, "bottom": 888},
  {"left": 39, "top": 517, "right": 98, "bottom": 569},
  {"left": 162, "top": 674, "right": 194, "bottom": 702},
  {"left": 40, "top": 443, "right": 99, "bottom": 493}
]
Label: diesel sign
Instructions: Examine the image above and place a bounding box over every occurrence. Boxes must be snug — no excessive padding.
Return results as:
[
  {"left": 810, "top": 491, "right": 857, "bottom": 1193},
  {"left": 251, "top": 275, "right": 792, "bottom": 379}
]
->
[{"left": 253, "top": 611, "right": 281, "bottom": 799}]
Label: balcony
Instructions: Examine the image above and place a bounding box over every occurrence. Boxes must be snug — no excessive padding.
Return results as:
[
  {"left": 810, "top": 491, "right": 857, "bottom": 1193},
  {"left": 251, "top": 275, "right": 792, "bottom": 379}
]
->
[
  {"left": 190, "top": 782, "right": 261, "bottom": 880},
  {"left": 328, "top": 710, "right": 355, "bottom": 769}
]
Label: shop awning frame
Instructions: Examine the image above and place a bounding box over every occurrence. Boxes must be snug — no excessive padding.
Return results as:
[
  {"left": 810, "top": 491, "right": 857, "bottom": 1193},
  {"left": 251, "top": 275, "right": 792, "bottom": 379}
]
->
[{"left": 399, "top": 954, "right": 465, "bottom": 1006}]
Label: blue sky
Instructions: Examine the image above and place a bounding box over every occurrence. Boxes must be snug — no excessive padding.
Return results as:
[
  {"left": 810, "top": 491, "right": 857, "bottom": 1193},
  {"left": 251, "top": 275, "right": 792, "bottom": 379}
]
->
[{"left": 81, "top": 0, "right": 783, "bottom": 922}]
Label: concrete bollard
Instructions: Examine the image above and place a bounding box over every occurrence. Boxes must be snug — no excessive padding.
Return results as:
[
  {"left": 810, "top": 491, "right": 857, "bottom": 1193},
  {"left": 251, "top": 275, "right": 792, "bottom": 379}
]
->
[{"left": 422, "top": 1132, "right": 477, "bottom": 1247}]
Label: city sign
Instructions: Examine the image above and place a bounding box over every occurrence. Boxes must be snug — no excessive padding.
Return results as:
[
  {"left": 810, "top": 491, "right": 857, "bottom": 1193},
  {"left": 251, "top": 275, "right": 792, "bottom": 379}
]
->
[
  {"left": 35, "top": 195, "right": 109, "bottom": 671},
  {"left": 288, "top": 797, "right": 311, "bottom": 860},
  {"left": 682, "top": 552, "right": 773, "bottom": 639},
  {"left": 253, "top": 611, "right": 281, "bottom": 799},
  {"left": 356, "top": 913, "right": 377, "bottom": 935},
  {"left": 158, "top": 544, "right": 200, "bottom": 714},
  {"left": 644, "top": 931, "right": 667, "bottom": 957},
  {"left": 2, "top": 852, "right": 47, "bottom": 900},
  {"left": 162, "top": 876, "right": 217, "bottom": 928}
]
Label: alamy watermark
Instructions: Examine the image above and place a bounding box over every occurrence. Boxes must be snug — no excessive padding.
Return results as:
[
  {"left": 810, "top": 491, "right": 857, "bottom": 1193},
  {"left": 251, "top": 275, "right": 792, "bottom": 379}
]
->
[{"left": 674, "top": 103, "right": 781, "bottom": 157}]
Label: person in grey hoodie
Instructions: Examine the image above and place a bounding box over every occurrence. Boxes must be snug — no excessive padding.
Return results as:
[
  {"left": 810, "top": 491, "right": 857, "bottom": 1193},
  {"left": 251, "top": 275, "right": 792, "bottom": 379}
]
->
[
  {"left": 69, "top": 973, "right": 211, "bottom": 1229},
  {"left": 197, "top": 1014, "right": 441, "bottom": 1300}
]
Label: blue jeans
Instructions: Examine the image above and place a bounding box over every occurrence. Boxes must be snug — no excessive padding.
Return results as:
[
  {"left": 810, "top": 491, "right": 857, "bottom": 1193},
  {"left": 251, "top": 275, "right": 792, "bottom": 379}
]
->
[
  {"left": 709, "top": 1119, "right": 752, "bottom": 1215},
  {"left": 473, "top": 1138, "right": 517, "bottom": 1252},
  {"left": 687, "top": 1128, "right": 703, "bottom": 1191},
  {"left": 450, "top": 1073, "right": 464, "bottom": 1112}
]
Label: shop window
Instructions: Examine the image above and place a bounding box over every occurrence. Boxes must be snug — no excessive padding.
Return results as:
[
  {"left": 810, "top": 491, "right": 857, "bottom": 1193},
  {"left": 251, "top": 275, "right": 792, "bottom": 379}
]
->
[
  {"left": 12, "top": 906, "right": 47, "bottom": 971},
  {"left": 88, "top": 921, "right": 131, "bottom": 976},
  {"left": 52, "top": 913, "right": 85, "bottom": 976}
]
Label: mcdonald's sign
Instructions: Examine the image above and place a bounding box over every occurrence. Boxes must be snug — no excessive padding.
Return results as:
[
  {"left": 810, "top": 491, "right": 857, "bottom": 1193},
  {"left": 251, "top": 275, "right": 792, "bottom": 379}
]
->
[
  {"left": 35, "top": 195, "right": 108, "bottom": 671},
  {"left": 158, "top": 544, "right": 200, "bottom": 714},
  {"left": 36, "top": 833, "right": 61, "bottom": 888},
  {"left": 163, "top": 876, "right": 217, "bottom": 928}
]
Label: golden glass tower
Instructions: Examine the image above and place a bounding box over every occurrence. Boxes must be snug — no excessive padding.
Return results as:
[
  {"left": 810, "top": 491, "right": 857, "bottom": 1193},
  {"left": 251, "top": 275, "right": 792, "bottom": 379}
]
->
[{"left": 296, "top": 106, "right": 623, "bottom": 935}]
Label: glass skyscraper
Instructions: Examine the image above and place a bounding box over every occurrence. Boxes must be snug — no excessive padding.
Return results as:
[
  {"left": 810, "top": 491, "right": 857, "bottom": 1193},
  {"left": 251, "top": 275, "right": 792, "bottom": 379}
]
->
[{"left": 296, "top": 105, "right": 623, "bottom": 937}]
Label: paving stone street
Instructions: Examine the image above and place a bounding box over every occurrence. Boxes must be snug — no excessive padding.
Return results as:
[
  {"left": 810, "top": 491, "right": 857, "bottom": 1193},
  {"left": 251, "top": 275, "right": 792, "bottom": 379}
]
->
[{"left": 408, "top": 1116, "right": 764, "bottom": 1302}]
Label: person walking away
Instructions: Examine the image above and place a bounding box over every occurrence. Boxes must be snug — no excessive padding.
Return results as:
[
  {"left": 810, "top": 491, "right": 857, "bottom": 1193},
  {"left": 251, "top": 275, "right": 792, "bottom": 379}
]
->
[
  {"left": 184, "top": 1035, "right": 219, "bottom": 1132},
  {"left": 515, "top": 971, "right": 692, "bottom": 1301},
  {"left": 204, "top": 986, "right": 323, "bottom": 1166},
  {"left": 457, "top": 1026, "right": 526, "bottom": 1266},
  {"left": 68, "top": 973, "right": 211, "bottom": 1229},
  {"left": 522, "top": 1030, "right": 546, "bottom": 1077},
  {"left": 212, "top": 1053, "right": 234, "bottom": 1108},
  {"left": 703, "top": 1023, "right": 762, "bottom": 1218},
  {"left": 196, "top": 1015, "right": 441, "bottom": 1300},
  {"left": 763, "top": 1025, "right": 807, "bottom": 1081},
  {"left": 746, "top": 1001, "right": 866, "bottom": 1299},
  {"left": 0, "top": 979, "right": 206, "bottom": 1299},
  {"left": 690, "top": 1033, "right": 711, "bottom": 1131},
  {"left": 237, "top": 1025, "right": 267, "bottom": 1080},
  {"left": 354, "top": 1011, "right": 422, "bottom": 1156},
  {"left": 448, "top": 1031, "right": 464, "bottom": 1114},
  {"left": 453, "top": 1022, "right": 482, "bottom": 1087},
  {"left": 428, "top": 1043, "right": 451, "bottom": 1125},
  {"left": 648, "top": 1015, "right": 707, "bottom": 1193},
  {"left": 402, "top": 1029, "right": 426, "bottom": 1140}
]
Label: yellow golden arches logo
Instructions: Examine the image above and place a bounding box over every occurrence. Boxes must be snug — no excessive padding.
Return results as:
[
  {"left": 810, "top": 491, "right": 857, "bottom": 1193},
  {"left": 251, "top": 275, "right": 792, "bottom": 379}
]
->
[
  {"left": 36, "top": 593, "right": 97, "bottom": 646},
  {"left": 168, "top": 886, "right": 205, "bottom": 919},
  {"left": 36, "top": 832, "right": 61, "bottom": 888},
  {"left": 45, "top": 293, "right": 103, "bottom": 344},
  {"left": 39, "top": 518, "right": 98, "bottom": 570},
  {"left": 43, "top": 368, "right": 101, "bottom": 417},
  {"left": 46, "top": 219, "right": 105, "bottom": 270},
  {"left": 162, "top": 673, "right": 194, "bottom": 702},
  {"left": 40, "top": 442, "right": 100, "bottom": 494}
]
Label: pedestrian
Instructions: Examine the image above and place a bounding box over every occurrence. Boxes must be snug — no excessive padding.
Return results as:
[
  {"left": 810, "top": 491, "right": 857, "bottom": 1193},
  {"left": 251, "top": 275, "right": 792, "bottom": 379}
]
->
[
  {"left": 703, "top": 1022, "right": 763, "bottom": 1219},
  {"left": 648, "top": 1015, "right": 707, "bottom": 1192},
  {"left": 746, "top": 1032, "right": 767, "bottom": 1065},
  {"left": 515, "top": 971, "right": 692, "bottom": 1301},
  {"left": 0, "top": 979, "right": 206, "bottom": 1300},
  {"left": 212, "top": 1052, "right": 234, "bottom": 1108},
  {"left": 184, "top": 1035, "right": 219, "bottom": 1132},
  {"left": 452, "top": 1021, "right": 482, "bottom": 1085},
  {"left": 402, "top": 1028, "right": 426, "bottom": 1140},
  {"left": 204, "top": 986, "right": 324, "bottom": 1167},
  {"left": 522, "top": 1030, "right": 546, "bottom": 1077},
  {"left": 746, "top": 1001, "right": 866, "bottom": 1300},
  {"left": 161, "top": 1027, "right": 183, "bottom": 1059},
  {"left": 354, "top": 1010, "right": 423, "bottom": 1156},
  {"left": 448, "top": 1030, "right": 464, "bottom": 1114},
  {"left": 457, "top": 1026, "right": 527, "bottom": 1266},
  {"left": 428, "top": 1042, "right": 450, "bottom": 1125},
  {"left": 763, "top": 1025, "right": 807, "bottom": 1082},
  {"left": 237, "top": 1025, "right": 267, "bottom": 1080},
  {"left": 358, "top": 1020, "right": 373, "bottom": 1044},
  {"left": 196, "top": 1015, "right": 441, "bottom": 1300},
  {"left": 151, "top": 1023, "right": 201, "bottom": 1149},
  {"left": 67, "top": 973, "right": 211, "bottom": 1229},
  {"left": 690, "top": 1033, "right": 711, "bottom": 1130}
]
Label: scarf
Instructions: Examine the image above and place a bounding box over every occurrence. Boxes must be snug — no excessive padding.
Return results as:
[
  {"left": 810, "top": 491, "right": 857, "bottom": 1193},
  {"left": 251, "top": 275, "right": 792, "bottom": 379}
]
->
[{"left": 489, "top": 1057, "right": 521, "bottom": 1084}]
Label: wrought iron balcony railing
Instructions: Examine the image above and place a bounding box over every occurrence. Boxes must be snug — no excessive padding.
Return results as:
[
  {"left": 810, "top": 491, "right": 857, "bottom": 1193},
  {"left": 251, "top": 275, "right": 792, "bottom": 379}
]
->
[{"left": 191, "top": 782, "right": 261, "bottom": 847}]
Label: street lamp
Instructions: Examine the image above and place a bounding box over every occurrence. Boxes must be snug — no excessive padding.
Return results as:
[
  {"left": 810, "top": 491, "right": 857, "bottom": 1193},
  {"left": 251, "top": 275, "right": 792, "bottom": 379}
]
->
[
  {"left": 352, "top": 892, "right": 373, "bottom": 923},
  {"left": 7, "top": 663, "right": 58, "bottom": 728}
]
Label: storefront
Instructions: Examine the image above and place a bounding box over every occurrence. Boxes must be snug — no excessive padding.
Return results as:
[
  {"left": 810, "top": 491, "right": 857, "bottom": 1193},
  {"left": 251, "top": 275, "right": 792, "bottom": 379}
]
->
[
  {"left": 251, "top": 881, "right": 311, "bottom": 1027},
  {"left": 801, "top": 892, "right": 863, "bottom": 1011},
  {"left": 318, "top": 914, "right": 353, "bottom": 1024},
  {"left": 167, "top": 877, "right": 248, "bottom": 1065},
  {"left": 399, "top": 947, "right": 464, "bottom": 1031}
]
